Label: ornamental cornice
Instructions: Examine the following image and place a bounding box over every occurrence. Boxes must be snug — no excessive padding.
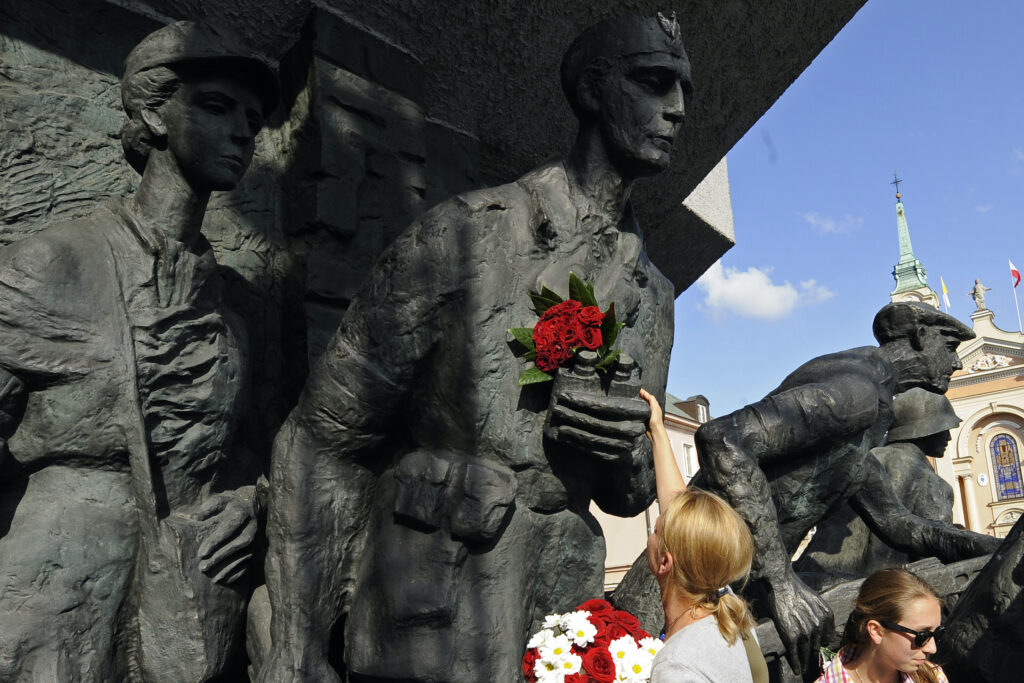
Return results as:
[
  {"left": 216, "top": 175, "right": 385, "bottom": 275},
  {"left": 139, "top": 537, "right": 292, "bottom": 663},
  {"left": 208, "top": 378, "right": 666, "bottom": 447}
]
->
[
  {"left": 950, "top": 365, "right": 1024, "bottom": 388},
  {"left": 960, "top": 343, "right": 1024, "bottom": 363}
]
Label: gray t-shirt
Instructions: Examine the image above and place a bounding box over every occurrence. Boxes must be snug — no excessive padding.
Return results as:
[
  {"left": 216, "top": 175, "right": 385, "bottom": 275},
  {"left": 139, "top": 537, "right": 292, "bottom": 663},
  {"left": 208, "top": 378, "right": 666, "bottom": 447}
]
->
[{"left": 650, "top": 616, "right": 754, "bottom": 683}]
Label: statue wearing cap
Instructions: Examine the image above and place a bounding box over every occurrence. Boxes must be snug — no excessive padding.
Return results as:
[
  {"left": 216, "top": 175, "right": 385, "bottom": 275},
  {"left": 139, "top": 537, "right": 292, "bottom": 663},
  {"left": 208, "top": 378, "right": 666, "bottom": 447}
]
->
[
  {"left": 690, "top": 302, "right": 1001, "bottom": 677},
  {"left": 259, "top": 14, "right": 688, "bottom": 682},
  {"left": 0, "top": 19, "right": 277, "bottom": 682},
  {"left": 795, "top": 388, "right": 964, "bottom": 580}
]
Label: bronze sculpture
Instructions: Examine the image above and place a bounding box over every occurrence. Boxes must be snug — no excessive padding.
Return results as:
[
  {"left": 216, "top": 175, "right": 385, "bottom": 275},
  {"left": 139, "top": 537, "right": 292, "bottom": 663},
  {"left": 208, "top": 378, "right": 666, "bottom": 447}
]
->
[
  {"left": 796, "top": 388, "right": 963, "bottom": 581},
  {"left": 259, "top": 14, "right": 686, "bottom": 682},
  {"left": 0, "top": 19, "right": 278, "bottom": 681},
  {"left": 691, "top": 302, "right": 1000, "bottom": 678}
]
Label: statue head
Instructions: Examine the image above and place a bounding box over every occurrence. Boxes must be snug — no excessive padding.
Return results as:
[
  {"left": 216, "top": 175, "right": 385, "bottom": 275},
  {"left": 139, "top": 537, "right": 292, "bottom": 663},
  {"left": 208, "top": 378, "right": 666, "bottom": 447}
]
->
[
  {"left": 120, "top": 19, "right": 280, "bottom": 187},
  {"left": 561, "top": 14, "right": 693, "bottom": 178},
  {"left": 873, "top": 302, "right": 974, "bottom": 393},
  {"left": 888, "top": 387, "right": 961, "bottom": 455}
]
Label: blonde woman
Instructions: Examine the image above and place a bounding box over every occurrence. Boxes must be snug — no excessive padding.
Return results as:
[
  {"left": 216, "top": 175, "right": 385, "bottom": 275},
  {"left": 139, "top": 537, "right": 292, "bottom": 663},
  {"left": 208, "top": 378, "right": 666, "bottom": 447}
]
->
[
  {"left": 817, "top": 569, "right": 948, "bottom": 683},
  {"left": 640, "top": 389, "right": 761, "bottom": 682}
]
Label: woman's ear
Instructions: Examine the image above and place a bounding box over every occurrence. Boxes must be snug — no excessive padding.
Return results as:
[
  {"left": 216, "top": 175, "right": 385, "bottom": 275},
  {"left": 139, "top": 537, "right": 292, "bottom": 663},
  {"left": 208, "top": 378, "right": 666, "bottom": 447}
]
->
[
  {"left": 140, "top": 108, "right": 168, "bottom": 139},
  {"left": 866, "top": 619, "right": 884, "bottom": 645},
  {"left": 656, "top": 549, "right": 673, "bottom": 578}
]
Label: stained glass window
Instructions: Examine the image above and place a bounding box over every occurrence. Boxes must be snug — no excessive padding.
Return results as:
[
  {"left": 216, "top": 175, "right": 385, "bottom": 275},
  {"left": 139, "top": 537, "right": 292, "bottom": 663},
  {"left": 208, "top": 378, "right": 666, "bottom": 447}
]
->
[{"left": 991, "top": 434, "right": 1024, "bottom": 500}]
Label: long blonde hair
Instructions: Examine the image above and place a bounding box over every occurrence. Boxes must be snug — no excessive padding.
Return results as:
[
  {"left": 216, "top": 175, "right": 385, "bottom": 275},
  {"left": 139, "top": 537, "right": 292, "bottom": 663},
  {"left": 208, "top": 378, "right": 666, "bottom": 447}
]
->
[
  {"left": 659, "top": 488, "right": 755, "bottom": 644},
  {"left": 841, "top": 568, "right": 943, "bottom": 683}
]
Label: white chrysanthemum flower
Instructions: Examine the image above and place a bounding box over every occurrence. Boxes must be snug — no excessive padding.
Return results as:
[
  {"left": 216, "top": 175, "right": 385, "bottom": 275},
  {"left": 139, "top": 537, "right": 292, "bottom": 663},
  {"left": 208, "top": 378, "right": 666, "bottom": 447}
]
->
[
  {"left": 608, "top": 634, "right": 638, "bottom": 673},
  {"left": 556, "top": 652, "right": 583, "bottom": 676},
  {"left": 637, "top": 635, "right": 663, "bottom": 661},
  {"left": 527, "top": 628, "right": 555, "bottom": 649},
  {"left": 534, "top": 657, "right": 561, "bottom": 683},
  {"left": 541, "top": 612, "right": 563, "bottom": 630},
  {"left": 560, "top": 610, "right": 597, "bottom": 646},
  {"left": 538, "top": 634, "right": 573, "bottom": 663},
  {"left": 620, "top": 649, "right": 652, "bottom": 681}
]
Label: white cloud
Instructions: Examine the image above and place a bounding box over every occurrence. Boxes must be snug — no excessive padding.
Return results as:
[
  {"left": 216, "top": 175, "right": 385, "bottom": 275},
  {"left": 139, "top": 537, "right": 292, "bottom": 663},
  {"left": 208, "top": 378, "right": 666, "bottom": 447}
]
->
[
  {"left": 1013, "top": 147, "right": 1024, "bottom": 162},
  {"left": 975, "top": 204, "right": 993, "bottom": 215},
  {"left": 696, "top": 261, "right": 835, "bottom": 321},
  {"left": 799, "top": 212, "right": 863, "bottom": 235}
]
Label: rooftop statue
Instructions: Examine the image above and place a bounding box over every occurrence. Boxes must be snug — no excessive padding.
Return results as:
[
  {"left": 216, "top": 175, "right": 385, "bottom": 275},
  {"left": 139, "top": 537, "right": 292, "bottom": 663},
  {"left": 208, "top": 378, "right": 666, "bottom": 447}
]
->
[
  {"left": 969, "top": 278, "right": 991, "bottom": 310},
  {"left": 691, "top": 302, "right": 1000, "bottom": 678},
  {"left": 259, "top": 14, "right": 688, "bottom": 682},
  {"left": 0, "top": 19, "right": 278, "bottom": 681}
]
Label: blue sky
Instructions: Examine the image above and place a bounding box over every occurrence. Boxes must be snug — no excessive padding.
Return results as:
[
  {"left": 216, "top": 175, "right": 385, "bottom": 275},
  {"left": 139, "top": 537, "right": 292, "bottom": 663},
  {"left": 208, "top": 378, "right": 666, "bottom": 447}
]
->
[{"left": 668, "top": 1, "right": 1024, "bottom": 415}]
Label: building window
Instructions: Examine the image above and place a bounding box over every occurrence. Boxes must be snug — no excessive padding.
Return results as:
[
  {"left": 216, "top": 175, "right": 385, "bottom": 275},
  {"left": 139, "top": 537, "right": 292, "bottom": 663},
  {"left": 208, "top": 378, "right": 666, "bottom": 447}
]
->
[
  {"left": 697, "top": 404, "right": 708, "bottom": 423},
  {"left": 991, "top": 434, "right": 1024, "bottom": 500},
  {"left": 681, "top": 444, "right": 693, "bottom": 477}
]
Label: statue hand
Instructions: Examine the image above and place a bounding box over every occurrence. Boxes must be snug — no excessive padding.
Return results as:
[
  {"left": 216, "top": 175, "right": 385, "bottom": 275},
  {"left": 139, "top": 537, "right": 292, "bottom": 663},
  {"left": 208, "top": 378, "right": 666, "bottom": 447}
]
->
[
  {"left": 546, "top": 389, "right": 650, "bottom": 461},
  {"left": 195, "top": 488, "right": 258, "bottom": 584},
  {"left": 256, "top": 650, "right": 342, "bottom": 683},
  {"left": 768, "top": 571, "right": 834, "bottom": 677}
]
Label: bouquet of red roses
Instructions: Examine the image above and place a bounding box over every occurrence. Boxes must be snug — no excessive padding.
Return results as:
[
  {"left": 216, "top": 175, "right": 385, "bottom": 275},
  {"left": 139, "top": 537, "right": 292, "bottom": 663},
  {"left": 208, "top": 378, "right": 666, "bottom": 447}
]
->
[
  {"left": 509, "top": 273, "right": 624, "bottom": 386},
  {"left": 522, "top": 599, "right": 662, "bottom": 683}
]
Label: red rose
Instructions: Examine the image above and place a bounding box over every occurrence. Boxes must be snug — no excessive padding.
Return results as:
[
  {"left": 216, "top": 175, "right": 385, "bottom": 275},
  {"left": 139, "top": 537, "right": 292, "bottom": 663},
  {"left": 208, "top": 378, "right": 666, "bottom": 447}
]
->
[
  {"left": 581, "top": 647, "right": 616, "bottom": 683},
  {"left": 578, "top": 326, "right": 602, "bottom": 350},
  {"left": 600, "top": 623, "right": 628, "bottom": 643},
  {"left": 608, "top": 610, "right": 644, "bottom": 637},
  {"left": 533, "top": 320, "right": 560, "bottom": 350},
  {"left": 540, "top": 299, "right": 583, "bottom": 323},
  {"left": 560, "top": 322, "right": 580, "bottom": 346},
  {"left": 535, "top": 351, "right": 557, "bottom": 372},
  {"left": 578, "top": 306, "right": 604, "bottom": 326},
  {"left": 591, "top": 629, "right": 611, "bottom": 648},
  {"left": 522, "top": 648, "right": 538, "bottom": 681},
  {"left": 578, "top": 599, "right": 614, "bottom": 614},
  {"left": 564, "top": 675, "right": 588, "bottom": 683}
]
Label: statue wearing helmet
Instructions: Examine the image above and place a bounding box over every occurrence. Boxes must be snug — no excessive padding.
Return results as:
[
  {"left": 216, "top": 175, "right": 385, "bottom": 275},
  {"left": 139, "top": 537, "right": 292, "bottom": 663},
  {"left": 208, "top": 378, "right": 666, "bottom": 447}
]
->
[{"left": 796, "top": 388, "right": 964, "bottom": 581}]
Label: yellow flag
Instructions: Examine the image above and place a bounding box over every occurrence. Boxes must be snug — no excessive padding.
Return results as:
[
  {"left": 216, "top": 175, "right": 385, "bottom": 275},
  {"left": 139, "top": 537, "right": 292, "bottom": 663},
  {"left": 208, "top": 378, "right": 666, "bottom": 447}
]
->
[{"left": 941, "top": 277, "right": 951, "bottom": 310}]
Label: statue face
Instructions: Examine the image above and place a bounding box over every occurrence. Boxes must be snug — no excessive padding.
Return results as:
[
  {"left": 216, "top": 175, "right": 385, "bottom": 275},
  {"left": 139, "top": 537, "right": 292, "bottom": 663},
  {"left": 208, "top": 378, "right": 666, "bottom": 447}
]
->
[
  {"left": 897, "top": 326, "right": 964, "bottom": 393},
  {"left": 598, "top": 51, "right": 691, "bottom": 178},
  {"left": 155, "top": 74, "right": 265, "bottom": 191}
]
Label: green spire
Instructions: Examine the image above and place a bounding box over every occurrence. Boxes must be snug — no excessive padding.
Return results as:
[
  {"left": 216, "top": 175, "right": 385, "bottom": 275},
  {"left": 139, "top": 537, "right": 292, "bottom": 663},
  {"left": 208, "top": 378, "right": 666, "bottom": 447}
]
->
[{"left": 890, "top": 180, "right": 929, "bottom": 295}]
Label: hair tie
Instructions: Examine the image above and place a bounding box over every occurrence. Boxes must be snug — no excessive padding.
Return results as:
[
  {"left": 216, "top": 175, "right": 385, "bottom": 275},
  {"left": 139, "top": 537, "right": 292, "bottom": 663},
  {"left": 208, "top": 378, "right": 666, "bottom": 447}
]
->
[{"left": 715, "top": 586, "right": 733, "bottom": 599}]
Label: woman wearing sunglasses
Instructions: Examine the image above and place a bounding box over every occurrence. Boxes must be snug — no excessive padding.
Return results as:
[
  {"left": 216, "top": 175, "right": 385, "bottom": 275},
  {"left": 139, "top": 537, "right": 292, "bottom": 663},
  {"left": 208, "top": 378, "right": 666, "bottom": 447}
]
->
[{"left": 817, "top": 568, "right": 948, "bottom": 683}]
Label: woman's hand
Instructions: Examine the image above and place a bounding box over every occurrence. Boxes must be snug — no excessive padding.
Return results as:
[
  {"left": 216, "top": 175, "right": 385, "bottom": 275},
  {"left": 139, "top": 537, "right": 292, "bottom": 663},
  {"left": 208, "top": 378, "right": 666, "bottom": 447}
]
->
[
  {"left": 639, "top": 388, "right": 685, "bottom": 512},
  {"left": 639, "top": 388, "right": 665, "bottom": 438}
]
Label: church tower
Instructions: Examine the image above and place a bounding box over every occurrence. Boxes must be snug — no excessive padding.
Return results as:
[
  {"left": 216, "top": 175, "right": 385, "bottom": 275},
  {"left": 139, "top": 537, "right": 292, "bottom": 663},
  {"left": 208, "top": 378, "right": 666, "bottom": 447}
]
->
[{"left": 889, "top": 174, "right": 940, "bottom": 308}]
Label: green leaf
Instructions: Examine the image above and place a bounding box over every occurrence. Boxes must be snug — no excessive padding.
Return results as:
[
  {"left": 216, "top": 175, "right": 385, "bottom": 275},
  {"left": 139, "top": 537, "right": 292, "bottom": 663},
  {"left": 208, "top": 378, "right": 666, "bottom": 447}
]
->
[
  {"left": 539, "top": 285, "right": 564, "bottom": 304},
  {"left": 523, "top": 349, "right": 537, "bottom": 361},
  {"left": 518, "top": 366, "right": 555, "bottom": 385},
  {"left": 608, "top": 322, "right": 624, "bottom": 349},
  {"left": 569, "top": 272, "right": 599, "bottom": 308},
  {"left": 508, "top": 327, "right": 536, "bottom": 349},
  {"left": 595, "top": 348, "right": 621, "bottom": 373},
  {"left": 599, "top": 302, "right": 622, "bottom": 354},
  {"left": 529, "top": 291, "right": 562, "bottom": 316}
]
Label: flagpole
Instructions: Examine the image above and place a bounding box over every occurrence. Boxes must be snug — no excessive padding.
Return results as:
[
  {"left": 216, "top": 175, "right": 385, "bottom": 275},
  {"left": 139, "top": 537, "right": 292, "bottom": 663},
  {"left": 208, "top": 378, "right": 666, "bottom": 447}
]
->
[
  {"left": 1009, "top": 260, "right": 1022, "bottom": 333},
  {"left": 1015, "top": 281, "right": 1022, "bottom": 334}
]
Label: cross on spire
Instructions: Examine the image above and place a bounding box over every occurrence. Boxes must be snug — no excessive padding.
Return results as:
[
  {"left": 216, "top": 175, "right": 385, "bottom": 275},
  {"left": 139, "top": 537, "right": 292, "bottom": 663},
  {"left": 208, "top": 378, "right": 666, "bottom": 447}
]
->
[{"left": 891, "top": 172, "right": 903, "bottom": 201}]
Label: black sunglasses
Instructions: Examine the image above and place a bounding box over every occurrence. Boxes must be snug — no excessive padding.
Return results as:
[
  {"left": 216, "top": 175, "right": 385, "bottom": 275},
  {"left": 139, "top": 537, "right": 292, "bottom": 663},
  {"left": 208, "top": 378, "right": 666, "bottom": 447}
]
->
[{"left": 878, "top": 620, "right": 945, "bottom": 648}]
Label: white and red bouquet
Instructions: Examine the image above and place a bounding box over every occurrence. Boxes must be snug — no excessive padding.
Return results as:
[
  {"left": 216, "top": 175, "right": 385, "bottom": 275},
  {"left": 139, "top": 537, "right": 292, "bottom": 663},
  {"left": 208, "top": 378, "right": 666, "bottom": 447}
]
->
[
  {"left": 509, "top": 273, "right": 624, "bottom": 386},
  {"left": 522, "top": 599, "right": 662, "bottom": 682}
]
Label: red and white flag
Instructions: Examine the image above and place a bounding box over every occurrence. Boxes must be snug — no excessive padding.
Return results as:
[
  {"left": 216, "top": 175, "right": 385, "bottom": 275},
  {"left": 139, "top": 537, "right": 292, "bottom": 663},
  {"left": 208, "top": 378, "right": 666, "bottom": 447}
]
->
[{"left": 1011, "top": 259, "right": 1022, "bottom": 288}]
